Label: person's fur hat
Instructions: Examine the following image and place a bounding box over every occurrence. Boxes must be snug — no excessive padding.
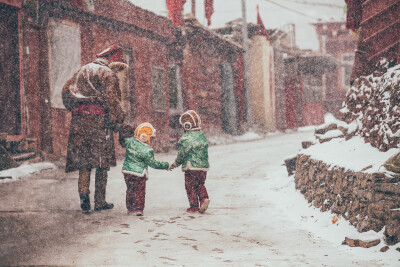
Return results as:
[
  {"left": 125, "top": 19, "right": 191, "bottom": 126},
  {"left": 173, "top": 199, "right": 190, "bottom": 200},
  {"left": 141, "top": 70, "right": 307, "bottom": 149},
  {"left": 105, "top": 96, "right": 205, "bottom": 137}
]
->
[
  {"left": 134, "top": 122, "right": 156, "bottom": 144},
  {"left": 97, "top": 44, "right": 128, "bottom": 71},
  {"left": 179, "top": 110, "right": 201, "bottom": 130}
]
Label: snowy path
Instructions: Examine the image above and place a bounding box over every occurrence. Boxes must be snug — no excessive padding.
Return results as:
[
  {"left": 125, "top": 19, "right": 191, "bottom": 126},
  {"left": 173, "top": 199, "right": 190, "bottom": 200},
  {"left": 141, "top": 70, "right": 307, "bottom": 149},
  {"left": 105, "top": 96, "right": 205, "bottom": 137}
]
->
[{"left": 9, "top": 130, "right": 400, "bottom": 266}]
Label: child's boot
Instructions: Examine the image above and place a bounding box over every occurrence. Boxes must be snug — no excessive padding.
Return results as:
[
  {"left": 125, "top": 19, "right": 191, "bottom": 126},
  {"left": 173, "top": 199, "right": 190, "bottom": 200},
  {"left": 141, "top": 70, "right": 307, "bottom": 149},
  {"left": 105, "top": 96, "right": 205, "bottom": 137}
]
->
[
  {"left": 199, "top": 197, "right": 210, "bottom": 214},
  {"left": 186, "top": 207, "right": 199, "bottom": 213},
  {"left": 135, "top": 210, "right": 144, "bottom": 216}
]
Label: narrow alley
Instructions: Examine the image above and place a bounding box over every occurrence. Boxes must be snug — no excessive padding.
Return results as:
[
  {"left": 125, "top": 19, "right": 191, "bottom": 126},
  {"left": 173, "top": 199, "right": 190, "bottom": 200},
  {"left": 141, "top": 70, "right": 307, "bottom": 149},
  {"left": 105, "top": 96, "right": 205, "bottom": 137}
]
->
[{"left": 1, "top": 130, "right": 396, "bottom": 266}]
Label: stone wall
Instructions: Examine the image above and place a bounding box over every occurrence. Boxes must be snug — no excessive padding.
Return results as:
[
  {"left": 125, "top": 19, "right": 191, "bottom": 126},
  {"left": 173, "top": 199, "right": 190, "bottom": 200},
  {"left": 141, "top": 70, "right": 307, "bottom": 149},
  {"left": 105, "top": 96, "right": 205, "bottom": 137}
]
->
[
  {"left": 339, "top": 64, "right": 400, "bottom": 152},
  {"left": 295, "top": 154, "right": 400, "bottom": 244}
]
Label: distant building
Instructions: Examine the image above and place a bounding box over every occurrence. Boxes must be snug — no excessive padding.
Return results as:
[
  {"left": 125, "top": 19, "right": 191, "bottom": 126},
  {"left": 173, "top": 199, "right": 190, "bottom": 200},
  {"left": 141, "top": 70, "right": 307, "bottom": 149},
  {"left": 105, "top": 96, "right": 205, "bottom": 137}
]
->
[
  {"left": 173, "top": 17, "right": 246, "bottom": 138},
  {"left": 215, "top": 20, "right": 337, "bottom": 131},
  {"left": 312, "top": 21, "right": 357, "bottom": 117},
  {"left": 215, "top": 19, "right": 276, "bottom": 132},
  {"left": 284, "top": 53, "right": 337, "bottom": 128}
]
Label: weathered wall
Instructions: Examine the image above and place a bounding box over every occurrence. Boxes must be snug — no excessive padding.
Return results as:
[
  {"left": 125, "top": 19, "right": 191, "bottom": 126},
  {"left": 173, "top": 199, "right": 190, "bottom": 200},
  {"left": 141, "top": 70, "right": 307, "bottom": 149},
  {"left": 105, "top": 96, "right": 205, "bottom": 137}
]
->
[
  {"left": 295, "top": 154, "right": 400, "bottom": 244},
  {"left": 249, "top": 35, "right": 276, "bottom": 131}
]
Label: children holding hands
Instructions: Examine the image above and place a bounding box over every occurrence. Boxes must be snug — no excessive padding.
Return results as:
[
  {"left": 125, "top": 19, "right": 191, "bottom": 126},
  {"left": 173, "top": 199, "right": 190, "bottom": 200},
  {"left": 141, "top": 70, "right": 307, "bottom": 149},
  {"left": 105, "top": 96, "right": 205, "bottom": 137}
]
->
[{"left": 121, "top": 110, "right": 210, "bottom": 216}]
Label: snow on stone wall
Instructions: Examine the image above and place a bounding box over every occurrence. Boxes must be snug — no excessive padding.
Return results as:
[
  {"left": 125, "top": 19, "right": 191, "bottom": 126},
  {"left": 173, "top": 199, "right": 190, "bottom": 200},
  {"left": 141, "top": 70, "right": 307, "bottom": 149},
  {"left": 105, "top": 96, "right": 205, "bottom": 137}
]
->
[
  {"left": 295, "top": 154, "right": 400, "bottom": 245},
  {"left": 339, "top": 64, "right": 400, "bottom": 151}
]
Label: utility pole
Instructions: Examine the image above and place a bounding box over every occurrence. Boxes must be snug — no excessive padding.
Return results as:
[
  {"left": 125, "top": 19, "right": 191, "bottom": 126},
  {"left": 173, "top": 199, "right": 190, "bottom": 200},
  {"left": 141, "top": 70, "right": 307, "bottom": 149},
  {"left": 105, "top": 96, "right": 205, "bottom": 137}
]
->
[
  {"left": 241, "top": 0, "right": 252, "bottom": 124},
  {"left": 191, "top": 0, "right": 196, "bottom": 17}
]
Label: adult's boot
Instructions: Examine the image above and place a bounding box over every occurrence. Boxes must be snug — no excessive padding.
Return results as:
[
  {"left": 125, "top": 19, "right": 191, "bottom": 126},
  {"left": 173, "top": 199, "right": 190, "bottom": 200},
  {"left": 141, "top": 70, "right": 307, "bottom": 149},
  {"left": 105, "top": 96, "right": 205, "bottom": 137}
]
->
[{"left": 79, "top": 193, "right": 91, "bottom": 213}]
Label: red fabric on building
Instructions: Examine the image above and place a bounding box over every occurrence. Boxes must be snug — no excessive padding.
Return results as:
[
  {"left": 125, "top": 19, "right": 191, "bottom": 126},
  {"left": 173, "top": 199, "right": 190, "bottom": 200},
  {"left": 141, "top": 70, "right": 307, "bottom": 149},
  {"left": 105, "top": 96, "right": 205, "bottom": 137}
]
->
[
  {"left": 345, "top": 0, "right": 362, "bottom": 31},
  {"left": 204, "top": 0, "right": 214, "bottom": 26},
  {"left": 256, "top": 5, "right": 270, "bottom": 41},
  {"left": 166, "top": 0, "right": 187, "bottom": 27}
]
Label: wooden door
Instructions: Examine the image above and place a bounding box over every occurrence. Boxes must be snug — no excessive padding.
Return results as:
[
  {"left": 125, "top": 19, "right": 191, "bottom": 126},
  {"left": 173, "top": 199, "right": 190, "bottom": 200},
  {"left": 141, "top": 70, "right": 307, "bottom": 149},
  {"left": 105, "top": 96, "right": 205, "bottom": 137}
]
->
[
  {"left": 220, "top": 62, "right": 238, "bottom": 135},
  {"left": 0, "top": 4, "right": 21, "bottom": 135},
  {"left": 284, "top": 77, "right": 297, "bottom": 129}
]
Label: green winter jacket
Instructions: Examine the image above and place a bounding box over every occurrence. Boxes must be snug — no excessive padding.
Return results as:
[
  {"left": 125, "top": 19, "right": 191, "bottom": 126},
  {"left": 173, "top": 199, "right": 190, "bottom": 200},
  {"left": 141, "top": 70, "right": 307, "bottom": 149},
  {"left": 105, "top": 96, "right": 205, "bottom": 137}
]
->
[
  {"left": 174, "top": 129, "right": 209, "bottom": 171},
  {"left": 122, "top": 137, "right": 169, "bottom": 178}
]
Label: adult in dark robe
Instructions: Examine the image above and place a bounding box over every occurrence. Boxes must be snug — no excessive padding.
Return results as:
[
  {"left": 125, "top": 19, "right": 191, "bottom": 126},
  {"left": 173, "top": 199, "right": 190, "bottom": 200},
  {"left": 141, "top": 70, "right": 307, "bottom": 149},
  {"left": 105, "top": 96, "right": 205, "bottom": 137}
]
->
[{"left": 62, "top": 44, "right": 133, "bottom": 213}]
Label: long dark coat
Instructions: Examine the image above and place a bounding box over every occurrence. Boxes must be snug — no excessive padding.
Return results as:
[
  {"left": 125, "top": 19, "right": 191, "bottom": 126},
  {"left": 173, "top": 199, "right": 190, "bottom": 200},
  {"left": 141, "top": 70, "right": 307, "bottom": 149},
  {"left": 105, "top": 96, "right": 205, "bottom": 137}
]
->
[{"left": 62, "top": 58, "right": 126, "bottom": 172}]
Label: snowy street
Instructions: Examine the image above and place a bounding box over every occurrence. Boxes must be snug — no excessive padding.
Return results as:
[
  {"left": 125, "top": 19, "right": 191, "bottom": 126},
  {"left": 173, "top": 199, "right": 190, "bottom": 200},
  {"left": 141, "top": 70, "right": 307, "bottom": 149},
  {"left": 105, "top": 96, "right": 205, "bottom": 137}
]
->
[{"left": 0, "top": 129, "right": 398, "bottom": 266}]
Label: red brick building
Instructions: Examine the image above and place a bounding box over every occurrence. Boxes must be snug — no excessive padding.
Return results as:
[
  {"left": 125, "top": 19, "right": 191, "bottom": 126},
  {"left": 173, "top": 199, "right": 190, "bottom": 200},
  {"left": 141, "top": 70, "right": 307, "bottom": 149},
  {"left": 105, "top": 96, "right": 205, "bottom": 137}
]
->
[
  {"left": 0, "top": 0, "right": 177, "bottom": 157},
  {"left": 0, "top": 0, "right": 245, "bottom": 162}
]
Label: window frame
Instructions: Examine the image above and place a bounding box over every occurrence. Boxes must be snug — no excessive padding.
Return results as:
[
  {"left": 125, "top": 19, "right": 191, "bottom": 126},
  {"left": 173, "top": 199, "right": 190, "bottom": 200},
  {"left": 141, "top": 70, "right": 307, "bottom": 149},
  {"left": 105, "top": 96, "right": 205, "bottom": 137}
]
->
[
  {"left": 341, "top": 53, "right": 355, "bottom": 88},
  {"left": 48, "top": 18, "right": 81, "bottom": 109},
  {"left": 168, "top": 64, "right": 183, "bottom": 114},
  {"left": 151, "top": 66, "right": 167, "bottom": 113}
]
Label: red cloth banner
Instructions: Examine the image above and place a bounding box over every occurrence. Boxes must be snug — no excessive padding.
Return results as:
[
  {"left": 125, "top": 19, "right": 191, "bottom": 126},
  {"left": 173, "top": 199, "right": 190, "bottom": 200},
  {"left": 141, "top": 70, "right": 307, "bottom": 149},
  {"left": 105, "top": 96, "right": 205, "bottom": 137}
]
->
[
  {"left": 204, "top": 0, "right": 214, "bottom": 26},
  {"left": 166, "top": 0, "right": 187, "bottom": 27},
  {"left": 257, "top": 5, "right": 270, "bottom": 41}
]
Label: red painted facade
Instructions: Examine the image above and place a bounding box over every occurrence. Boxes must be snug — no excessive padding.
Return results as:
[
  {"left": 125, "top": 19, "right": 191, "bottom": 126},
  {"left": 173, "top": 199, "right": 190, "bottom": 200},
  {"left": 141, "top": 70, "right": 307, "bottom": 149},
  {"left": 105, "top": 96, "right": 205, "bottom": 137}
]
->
[{"left": 0, "top": 0, "right": 245, "bottom": 159}]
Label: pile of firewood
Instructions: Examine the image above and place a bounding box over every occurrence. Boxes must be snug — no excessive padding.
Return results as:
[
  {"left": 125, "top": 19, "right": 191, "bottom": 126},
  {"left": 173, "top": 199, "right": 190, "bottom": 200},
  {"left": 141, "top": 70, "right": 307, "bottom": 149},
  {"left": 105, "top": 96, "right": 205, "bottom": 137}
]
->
[{"left": 339, "top": 65, "right": 400, "bottom": 152}]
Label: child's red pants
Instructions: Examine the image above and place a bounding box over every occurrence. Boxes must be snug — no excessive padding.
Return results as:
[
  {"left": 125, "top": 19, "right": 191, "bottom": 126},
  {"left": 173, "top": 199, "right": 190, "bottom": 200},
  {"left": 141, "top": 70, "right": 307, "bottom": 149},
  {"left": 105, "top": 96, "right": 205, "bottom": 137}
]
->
[
  {"left": 185, "top": 170, "right": 208, "bottom": 208},
  {"left": 123, "top": 173, "right": 146, "bottom": 211}
]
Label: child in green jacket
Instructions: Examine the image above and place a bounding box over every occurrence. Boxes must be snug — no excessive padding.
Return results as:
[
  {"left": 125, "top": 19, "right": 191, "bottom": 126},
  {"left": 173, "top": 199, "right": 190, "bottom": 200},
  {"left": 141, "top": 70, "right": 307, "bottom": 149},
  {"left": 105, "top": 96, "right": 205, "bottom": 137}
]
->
[
  {"left": 122, "top": 122, "right": 170, "bottom": 216},
  {"left": 169, "top": 110, "right": 210, "bottom": 213}
]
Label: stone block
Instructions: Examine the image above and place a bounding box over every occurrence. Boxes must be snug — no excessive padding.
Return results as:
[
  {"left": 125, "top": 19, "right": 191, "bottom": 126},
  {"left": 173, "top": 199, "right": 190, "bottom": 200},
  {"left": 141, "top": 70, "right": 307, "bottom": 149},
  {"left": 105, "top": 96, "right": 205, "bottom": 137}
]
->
[
  {"left": 284, "top": 156, "right": 297, "bottom": 176},
  {"left": 368, "top": 202, "right": 390, "bottom": 220},
  {"left": 375, "top": 183, "right": 400, "bottom": 195},
  {"left": 343, "top": 237, "right": 381, "bottom": 248},
  {"left": 301, "top": 141, "right": 314, "bottom": 149},
  {"left": 389, "top": 209, "right": 400, "bottom": 220},
  {"left": 315, "top": 123, "right": 337, "bottom": 135},
  {"left": 380, "top": 246, "right": 389, "bottom": 252}
]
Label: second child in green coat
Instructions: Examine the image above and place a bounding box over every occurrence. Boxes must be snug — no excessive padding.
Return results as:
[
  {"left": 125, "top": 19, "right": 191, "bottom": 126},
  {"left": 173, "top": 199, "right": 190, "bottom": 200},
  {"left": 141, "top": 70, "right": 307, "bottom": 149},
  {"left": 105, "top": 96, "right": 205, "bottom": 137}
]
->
[
  {"left": 169, "top": 110, "right": 210, "bottom": 214},
  {"left": 122, "top": 122, "right": 170, "bottom": 216}
]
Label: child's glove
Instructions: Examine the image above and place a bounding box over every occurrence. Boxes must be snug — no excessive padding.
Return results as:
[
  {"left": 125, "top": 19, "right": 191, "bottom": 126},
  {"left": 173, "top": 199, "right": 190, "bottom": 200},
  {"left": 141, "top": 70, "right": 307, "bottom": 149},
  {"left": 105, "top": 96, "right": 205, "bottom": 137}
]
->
[
  {"left": 168, "top": 163, "right": 177, "bottom": 171},
  {"left": 118, "top": 124, "right": 136, "bottom": 147}
]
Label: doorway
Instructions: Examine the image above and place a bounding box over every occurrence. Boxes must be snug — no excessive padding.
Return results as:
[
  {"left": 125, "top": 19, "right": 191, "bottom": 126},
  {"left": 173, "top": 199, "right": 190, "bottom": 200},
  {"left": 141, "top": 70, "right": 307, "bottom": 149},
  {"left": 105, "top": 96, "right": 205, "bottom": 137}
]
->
[
  {"left": 0, "top": 4, "right": 21, "bottom": 135},
  {"left": 220, "top": 62, "right": 238, "bottom": 135}
]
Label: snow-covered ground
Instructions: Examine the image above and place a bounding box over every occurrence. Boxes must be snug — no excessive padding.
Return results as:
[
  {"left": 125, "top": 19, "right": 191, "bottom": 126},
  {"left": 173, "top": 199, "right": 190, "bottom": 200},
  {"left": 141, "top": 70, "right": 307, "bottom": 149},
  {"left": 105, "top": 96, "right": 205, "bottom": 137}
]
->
[
  {"left": 0, "top": 162, "right": 57, "bottom": 183},
  {"left": 7, "top": 126, "right": 399, "bottom": 266}
]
